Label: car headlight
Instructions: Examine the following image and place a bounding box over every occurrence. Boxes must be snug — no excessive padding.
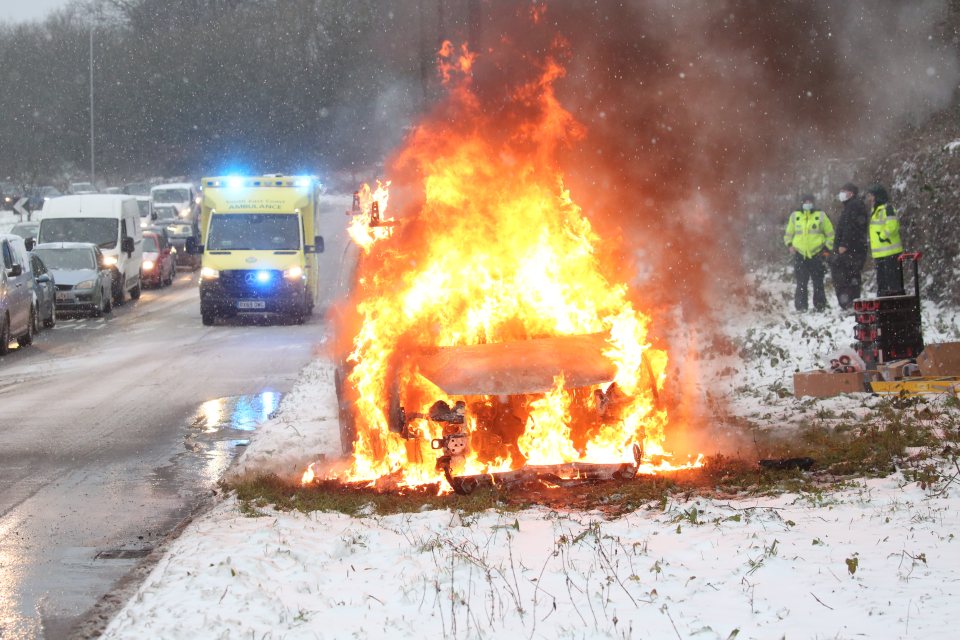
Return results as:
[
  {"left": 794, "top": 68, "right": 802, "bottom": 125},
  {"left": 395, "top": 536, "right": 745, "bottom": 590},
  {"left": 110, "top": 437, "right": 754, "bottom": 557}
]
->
[
  {"left": 200, "top": 266, "right": 219, "bottom": 279},
  {"left": 170, "top": 246, "right": 177, "bottom": 254},
  {"left": 283, "top": 266, "right": 303, "bottom": 280},
  {"left": 102, "top": 255, "right": 118, "bottom": 267},
  {"left": 143, "top": 260, "right": 155, "bottom": 271},
  {"left": 75, "top": 279, "right": 96, "bottom": 290}
]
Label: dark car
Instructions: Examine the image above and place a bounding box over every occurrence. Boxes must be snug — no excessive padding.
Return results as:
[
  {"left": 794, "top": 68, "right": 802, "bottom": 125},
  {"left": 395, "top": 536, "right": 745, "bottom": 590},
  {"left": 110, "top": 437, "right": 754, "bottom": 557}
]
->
[
  {"left": 25, "top": 186, "right": 62, "bottom": 211},
  {"left": 32, "top": 242, "right": 113, "bottom": 317},
  {"left": 29, "top": 252, "right": 56, "bottom": 329},
  {"left": 1, "top": 182, "right": 23, "bottom": 211},
  {"left": 141, "top": 230, "right": 176, "bottom": 287},
  {"left": 163, "top": 220, "right": 201, "bottom": 270}
]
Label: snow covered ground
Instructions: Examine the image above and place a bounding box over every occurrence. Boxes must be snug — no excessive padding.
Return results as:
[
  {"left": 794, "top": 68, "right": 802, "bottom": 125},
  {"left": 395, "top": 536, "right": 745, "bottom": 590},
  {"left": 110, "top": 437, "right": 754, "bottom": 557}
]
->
[{"left": 100, "top": 267, "right": 960, "bottom": 639}]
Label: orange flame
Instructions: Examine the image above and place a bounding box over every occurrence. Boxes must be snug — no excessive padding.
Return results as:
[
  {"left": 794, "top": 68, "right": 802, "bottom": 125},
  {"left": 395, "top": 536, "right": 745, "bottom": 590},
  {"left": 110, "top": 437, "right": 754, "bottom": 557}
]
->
[
  {"left": 347, "top": 180, "right": 394, "bottom": 253},
  {"left": 304, "top": 42, "right": 700, "bottom": 489}
]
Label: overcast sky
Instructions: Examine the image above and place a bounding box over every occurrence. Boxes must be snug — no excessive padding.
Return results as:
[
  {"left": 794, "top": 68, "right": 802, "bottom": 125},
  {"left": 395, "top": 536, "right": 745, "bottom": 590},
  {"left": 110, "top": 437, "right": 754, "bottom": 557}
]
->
[{"left": 0, "top": 0, "right": 70, "bottom": 23}]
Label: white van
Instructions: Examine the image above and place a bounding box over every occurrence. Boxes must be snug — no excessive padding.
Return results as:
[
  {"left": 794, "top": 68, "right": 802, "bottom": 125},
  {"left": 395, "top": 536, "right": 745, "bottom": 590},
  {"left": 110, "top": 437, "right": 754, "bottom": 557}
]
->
[
  {"left": 150, "top": 183, "right": 199, "bottom": 221},
  {"left": 37, "top": 195, "right": 144, "bottom": 305}
]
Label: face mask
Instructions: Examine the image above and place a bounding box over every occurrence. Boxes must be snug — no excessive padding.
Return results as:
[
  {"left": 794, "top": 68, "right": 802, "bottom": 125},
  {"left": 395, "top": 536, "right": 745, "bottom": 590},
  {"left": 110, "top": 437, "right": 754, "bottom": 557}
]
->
[
  {"left": 802, "top": 203, "right": 813, "bottom": 211},
  {"left": 838, "top": 191, "right": 852, "bottom": 202}
]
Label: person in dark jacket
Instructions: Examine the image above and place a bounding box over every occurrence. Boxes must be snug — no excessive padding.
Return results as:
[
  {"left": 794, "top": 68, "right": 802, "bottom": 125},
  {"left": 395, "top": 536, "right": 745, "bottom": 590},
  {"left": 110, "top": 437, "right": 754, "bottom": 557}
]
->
[{"left": 830, "top": 182, "right": 869, "bottom": 309}]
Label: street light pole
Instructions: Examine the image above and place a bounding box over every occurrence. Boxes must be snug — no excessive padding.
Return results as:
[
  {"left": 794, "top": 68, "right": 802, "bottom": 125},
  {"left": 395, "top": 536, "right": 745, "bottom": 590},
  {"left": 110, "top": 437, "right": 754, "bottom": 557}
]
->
[{"left": 89, "top": 27, "right": 95, "bottom": 186}]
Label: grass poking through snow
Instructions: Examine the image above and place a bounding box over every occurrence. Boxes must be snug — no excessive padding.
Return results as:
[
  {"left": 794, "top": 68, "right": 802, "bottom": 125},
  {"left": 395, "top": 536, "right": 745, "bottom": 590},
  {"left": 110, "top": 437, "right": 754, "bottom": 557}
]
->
[{"left": 226, "top": 395, "right": 960, "bottom": 517}]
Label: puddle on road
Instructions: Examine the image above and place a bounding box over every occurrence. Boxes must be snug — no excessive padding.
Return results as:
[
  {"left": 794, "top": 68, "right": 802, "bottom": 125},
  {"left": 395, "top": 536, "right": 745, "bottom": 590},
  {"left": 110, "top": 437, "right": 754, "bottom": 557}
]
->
[{"left": 148, "top": 391, "right": 281, "bottom": 494}]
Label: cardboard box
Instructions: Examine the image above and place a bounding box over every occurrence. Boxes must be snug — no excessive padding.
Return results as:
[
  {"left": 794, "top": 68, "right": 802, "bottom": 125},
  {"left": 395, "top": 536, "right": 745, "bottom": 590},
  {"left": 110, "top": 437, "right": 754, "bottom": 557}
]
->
[
  {"left": 879, "top": 359, "right": 913, "bottom": 382},
  {"left": 793, "top": 370, "right": 867, "bottom": 398},
  {"left": 917, "top": 343, "right": 960, "bottom": 376}
]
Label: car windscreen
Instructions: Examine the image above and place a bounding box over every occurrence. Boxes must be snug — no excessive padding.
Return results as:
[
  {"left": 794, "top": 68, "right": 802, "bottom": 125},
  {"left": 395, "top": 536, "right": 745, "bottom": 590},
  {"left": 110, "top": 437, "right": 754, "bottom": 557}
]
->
[
  {"left": 39, "top": 218, "right": 119, "bottom": 249},
  {"left": 152, "top": 189, "right": 189, "bottom": 204},
  {"left": 206, "top": 214, "right": 300, "bottom": 251},
  {"left": 34, "top": 248, "right": 96, "bottom": 270},
  {"left": 143, "top": 236, "right": 158, "bottom": 252},
  {"left": 10, "top": 224, "right": 39, "bottom": 238},
  {"left": 165, "top": 223, "right": 195, "bottom": 238}
]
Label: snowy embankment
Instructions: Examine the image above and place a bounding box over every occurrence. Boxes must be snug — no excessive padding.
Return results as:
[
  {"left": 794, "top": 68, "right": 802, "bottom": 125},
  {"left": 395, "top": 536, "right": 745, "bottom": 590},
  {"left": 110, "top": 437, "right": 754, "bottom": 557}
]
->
[{"left": 101, "top": 269, "right": 960, "bottom": 639}]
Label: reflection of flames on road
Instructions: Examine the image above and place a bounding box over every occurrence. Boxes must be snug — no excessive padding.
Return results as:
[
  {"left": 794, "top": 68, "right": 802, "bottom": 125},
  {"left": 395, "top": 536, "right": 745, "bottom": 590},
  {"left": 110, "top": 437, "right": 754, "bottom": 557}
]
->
[{"left": 303, "top": 40, "right": 701, "bottom": 491}]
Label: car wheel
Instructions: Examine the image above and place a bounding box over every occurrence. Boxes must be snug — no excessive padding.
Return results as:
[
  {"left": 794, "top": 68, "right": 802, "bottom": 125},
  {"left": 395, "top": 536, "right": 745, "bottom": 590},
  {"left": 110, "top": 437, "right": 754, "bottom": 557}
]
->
[
  {"left": 43, "top": 300, "right": 56, "bottom": 328},
  {"left": 201, "top": 312, "right": 215, "bottom": 326},
  {"left": 19, "top": 309, "right": 35, "bottom": 346},
  {"left": 0, "top": 314, "right": 10, "bottom": 355},
  {"left": 33, "top": 303, "right": 42, "bottom": 334},
  {"left": 113, "top": 280, "right": 125, "bottom": 306},
  {"left": 103, "top": 287, "right": 113, "bottom": 313},
  {"left": 92, "top": 294, "right": 104, "bottom": 318},
  {"left": 130, "top": 274, "right": 142, "bottom": 300}
]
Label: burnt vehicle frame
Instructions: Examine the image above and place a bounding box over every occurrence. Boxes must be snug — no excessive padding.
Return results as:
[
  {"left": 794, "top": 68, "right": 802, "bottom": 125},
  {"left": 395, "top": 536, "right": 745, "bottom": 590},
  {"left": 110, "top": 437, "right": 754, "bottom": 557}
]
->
[{"left": 335, "top": 332, "right": 660, "bottom": 494}]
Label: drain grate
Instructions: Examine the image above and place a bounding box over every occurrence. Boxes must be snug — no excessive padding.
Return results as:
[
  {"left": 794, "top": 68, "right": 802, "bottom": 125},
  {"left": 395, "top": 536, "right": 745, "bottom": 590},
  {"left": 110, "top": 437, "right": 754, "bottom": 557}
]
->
[{"left": 95, "top": 548, "right": 153, "bottom": 560}]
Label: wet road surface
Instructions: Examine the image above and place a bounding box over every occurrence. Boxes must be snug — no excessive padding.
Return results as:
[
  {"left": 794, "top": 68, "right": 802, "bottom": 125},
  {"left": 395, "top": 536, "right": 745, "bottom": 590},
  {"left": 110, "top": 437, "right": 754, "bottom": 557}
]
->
[{"left": 0, "top": 195, "right": 352, "bottom": 638}]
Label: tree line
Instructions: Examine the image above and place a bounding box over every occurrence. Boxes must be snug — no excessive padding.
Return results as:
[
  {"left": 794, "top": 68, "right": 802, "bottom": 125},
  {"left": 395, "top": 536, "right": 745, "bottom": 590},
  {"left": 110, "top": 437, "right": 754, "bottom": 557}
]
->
[{"left": 0, "top": 0, "right": 455, "bottom": 187}]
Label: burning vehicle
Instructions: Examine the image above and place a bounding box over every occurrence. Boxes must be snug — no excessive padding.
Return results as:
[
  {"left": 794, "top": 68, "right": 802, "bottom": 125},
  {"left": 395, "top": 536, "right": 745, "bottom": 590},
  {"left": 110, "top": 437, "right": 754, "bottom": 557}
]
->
[
  {"left": 336, "top": 331, "right": 664, "bottom": 494},
  {"left": 305, "top": 42, "right": 700, "bottom": 493}
]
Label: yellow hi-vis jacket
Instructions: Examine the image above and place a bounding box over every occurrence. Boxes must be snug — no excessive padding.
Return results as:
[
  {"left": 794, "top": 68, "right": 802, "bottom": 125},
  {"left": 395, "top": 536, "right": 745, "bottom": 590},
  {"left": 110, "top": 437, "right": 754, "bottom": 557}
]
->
[
  {"left": 869, "top": 203, "right": 903, "bottom": 259},
  {"left": 784, "top": 209, "right": 834, "bottom": 258}
]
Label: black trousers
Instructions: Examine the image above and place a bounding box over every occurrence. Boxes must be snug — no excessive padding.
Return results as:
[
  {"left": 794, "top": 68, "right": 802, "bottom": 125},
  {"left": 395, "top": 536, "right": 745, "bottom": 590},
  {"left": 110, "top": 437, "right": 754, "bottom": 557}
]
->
[
  {"left": 794, "top": 253, "right": 826, "bottom": 311},
  {"left": 875, "top": 254, "right": 905, "bottom": 296},
  {"left": 830, "top": 252, "right": 866, "bottom": 309}
]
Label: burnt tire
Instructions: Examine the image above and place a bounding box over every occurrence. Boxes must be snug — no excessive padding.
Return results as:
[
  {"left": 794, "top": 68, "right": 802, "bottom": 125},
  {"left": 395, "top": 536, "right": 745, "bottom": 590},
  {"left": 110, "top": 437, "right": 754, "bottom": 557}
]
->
[{"left": 335, "top": 367, "right": 357, "bottom": 456}]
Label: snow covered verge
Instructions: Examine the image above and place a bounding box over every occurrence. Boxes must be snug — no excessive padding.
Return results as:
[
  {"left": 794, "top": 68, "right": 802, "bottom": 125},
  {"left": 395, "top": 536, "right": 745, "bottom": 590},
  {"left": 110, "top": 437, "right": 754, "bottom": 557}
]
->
[
  {"left": 100, "top": 268, "right": 960, "bottom": 639},
  {"left": 102, "top": 467, "right": 960, "bottom": 639},
  {"left": 224, "top": 357, "right": 343, "bottom": 483}
]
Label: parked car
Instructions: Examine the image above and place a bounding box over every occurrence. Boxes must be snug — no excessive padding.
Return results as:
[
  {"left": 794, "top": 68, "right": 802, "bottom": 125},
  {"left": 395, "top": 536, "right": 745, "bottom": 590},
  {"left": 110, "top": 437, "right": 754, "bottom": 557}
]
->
[
  {"left": 69, "top": 182, "right": 97, "bottom": 195},
  {"left": 37, "top": 195, "right": 143, "bottom": 306},
  {"left": 9, "top": 222, "right": 40, "bottom": 246},
  {"left": 163, "top": 219, "right": 201, "bottom": 270},
  {"left": 32, "top": 243, "right": 113, "bottom": 317},
  {"left": 29, "top": 252, "right": 56, "bottom": 329},
  {"left": 0, "top": 234, "right": 38, "bottom": 352},
  {"left": 150, "top": 183, "right": 199, "bottom": 221},
  {"left": 1, "top": 182, "right": 23, "bottom": 210},
  {"left": 141, "top": 230, "right": 176, "bottom": 287},
  {"left": 135, "top": 196, "right": 155, "bottom": 227},
  {"left": 122, "top": 182, "right": 152, "bottom": 196},
  {"left": 24, "top": 186, "right": 62, "bottom": 210}
]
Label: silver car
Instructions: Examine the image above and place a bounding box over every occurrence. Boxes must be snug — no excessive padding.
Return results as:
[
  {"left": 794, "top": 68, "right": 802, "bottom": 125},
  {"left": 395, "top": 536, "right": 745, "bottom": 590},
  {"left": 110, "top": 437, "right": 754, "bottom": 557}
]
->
[{"left": 32, "top": 243, "right": 114, "bottom": 317}]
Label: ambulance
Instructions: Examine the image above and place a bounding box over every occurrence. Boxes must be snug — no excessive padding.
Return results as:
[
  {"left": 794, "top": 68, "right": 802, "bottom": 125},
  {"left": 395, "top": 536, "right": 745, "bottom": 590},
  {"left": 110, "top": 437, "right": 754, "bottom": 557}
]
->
[{"left": 193, "top": 175, "right": 324, "bottom": 325}]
